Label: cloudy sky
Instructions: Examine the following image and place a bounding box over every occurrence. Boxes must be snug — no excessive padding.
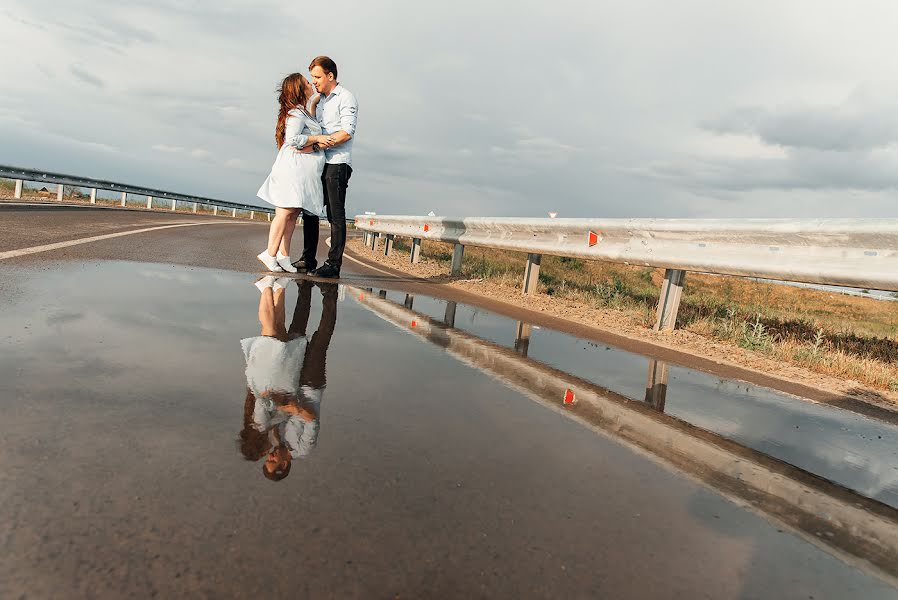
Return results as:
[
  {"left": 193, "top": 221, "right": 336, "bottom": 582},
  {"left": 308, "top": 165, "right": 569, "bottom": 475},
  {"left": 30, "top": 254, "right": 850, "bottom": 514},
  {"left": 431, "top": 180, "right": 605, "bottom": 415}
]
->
[{"left": 3, "top": 1, "right": 898, "bottom": 218}]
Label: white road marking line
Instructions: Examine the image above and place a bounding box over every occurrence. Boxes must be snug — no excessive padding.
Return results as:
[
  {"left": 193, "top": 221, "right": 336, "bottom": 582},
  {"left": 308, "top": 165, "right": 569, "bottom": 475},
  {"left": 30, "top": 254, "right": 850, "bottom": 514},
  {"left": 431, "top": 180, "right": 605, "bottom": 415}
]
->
[{"left": 0, "top": 221, "right": 243, "bottom": 261}]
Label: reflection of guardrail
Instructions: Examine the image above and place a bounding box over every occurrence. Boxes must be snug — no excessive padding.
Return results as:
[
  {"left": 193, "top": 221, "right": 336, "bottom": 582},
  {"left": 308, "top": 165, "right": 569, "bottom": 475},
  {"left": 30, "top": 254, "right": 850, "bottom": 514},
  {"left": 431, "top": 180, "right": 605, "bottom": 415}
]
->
[
  {"left": 353, "top": 214, "right": 898, "bottom": 330},
  {"left": 349, "top": 286, "right": 898, "bottom": 584},
  {"left": 1, "top": 165, "right": 273, "bottom": 220}
]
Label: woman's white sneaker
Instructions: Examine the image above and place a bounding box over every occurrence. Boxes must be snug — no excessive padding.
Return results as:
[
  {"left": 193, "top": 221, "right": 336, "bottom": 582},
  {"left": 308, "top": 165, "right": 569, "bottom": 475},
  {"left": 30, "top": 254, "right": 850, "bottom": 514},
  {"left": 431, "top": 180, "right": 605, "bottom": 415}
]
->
[
  {"left": 276, "top": 251, "right": 298, "bottom": 273},
  {"left": 254, "top": 275, "right": 276, "bottom": 292},
  {"left": 257, "top": 251, "right": 283, "bottom": 272}
]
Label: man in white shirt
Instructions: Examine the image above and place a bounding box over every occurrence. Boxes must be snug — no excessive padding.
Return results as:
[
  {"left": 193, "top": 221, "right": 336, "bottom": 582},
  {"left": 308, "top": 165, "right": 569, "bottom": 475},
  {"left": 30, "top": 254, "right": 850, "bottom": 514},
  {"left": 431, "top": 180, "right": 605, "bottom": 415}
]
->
[{"left": 295, "top": 56, "right": 358, "bottom": 279}]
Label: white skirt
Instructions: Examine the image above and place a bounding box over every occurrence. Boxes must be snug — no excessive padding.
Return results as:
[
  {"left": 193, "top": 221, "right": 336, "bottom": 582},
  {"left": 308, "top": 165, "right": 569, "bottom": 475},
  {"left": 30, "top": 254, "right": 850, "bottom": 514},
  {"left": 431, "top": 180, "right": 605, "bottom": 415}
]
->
[
  {"left": 257, "top": 146, "right": 326, "bottom": 216},
  {"left": 241, "top": 335, "right": 308, "bottom": 400}
]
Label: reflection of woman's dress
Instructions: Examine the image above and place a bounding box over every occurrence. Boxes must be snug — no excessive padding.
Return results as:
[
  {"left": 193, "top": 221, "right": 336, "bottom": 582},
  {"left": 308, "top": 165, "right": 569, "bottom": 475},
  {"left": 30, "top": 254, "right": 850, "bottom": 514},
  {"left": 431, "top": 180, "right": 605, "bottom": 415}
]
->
[
  {"left": 241, "top": 335, "right": 321, "bottom": 457},
  {"left": 241, "top": 336, "right": 307, "bottom": 399},
  {"left": 256, "top": 107, "right": 326, "bottom": 216}
]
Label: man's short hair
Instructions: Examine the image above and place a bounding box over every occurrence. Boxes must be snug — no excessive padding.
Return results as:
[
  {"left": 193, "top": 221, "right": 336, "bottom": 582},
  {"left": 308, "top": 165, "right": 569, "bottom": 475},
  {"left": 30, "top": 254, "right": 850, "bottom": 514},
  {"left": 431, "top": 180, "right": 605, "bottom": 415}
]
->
[{"left": 309, "top": 56, "right": 338, "bottom": 80}]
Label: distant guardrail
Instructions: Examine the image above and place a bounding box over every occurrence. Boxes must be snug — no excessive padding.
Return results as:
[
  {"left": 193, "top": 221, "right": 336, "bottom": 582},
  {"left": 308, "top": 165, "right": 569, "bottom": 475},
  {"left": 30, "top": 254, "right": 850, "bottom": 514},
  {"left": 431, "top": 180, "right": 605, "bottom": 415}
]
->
[
  {"left": 0, "top": 165, "right": 273, "bottom": 219},
  {"left": 354, "top": 214, "right": 898, "bottom": 331}
]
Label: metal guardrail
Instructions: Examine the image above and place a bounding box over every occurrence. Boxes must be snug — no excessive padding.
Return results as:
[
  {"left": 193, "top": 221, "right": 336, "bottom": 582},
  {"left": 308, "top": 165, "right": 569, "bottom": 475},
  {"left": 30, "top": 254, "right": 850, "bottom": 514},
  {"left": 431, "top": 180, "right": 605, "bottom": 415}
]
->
[
  {"left": 0, "top": 165, "right": 273, "bottom": 217},
  {"left": 354, "top": 214, "right": 898, "bottom": 330}
]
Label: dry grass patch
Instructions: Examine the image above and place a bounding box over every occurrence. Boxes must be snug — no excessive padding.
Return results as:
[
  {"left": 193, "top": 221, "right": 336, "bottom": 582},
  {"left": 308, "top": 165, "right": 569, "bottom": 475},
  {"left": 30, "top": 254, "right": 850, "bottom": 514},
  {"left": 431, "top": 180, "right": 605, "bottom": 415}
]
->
[{"left": 367, "top": 236, "right": 898, "bottom": 394}]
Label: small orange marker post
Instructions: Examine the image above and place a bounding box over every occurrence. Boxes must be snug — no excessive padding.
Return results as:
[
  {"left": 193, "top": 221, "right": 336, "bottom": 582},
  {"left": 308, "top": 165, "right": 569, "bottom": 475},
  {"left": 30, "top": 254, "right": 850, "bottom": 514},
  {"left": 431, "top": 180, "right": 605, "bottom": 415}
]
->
[
  {"left": 411, "top": 320, "right": 417, "bottom": 328},
  {"left": 563, "top": 389, "right": 576, "bottom": 404}
]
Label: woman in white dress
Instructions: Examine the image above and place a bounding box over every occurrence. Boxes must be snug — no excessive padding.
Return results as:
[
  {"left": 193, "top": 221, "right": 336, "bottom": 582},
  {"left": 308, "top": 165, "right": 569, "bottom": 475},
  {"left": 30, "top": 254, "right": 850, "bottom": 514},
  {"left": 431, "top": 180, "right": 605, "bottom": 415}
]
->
[{"left": 256, "top": 73, "right": 333, "bottom": 273}]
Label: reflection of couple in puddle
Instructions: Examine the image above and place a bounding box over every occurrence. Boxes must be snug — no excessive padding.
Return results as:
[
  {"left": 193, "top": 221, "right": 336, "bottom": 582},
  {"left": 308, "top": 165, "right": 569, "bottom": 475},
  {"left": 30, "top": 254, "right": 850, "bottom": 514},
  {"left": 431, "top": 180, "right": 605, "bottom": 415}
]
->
[{"left": 239, "top": 277, "right": 337, "bottom": 481}]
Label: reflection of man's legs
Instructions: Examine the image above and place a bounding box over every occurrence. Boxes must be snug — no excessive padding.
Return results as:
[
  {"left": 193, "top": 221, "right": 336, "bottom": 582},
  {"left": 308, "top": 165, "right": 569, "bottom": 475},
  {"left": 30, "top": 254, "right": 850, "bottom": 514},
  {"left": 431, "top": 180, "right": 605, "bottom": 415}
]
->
[
  {"left": 322, "top": 164, "right": 352, "bottom": 270},
  {"left": 259, "top": 287, "right": 287, "bottom": 339},
  {"left": 300, "top": 283, "right": 338, "bottom": 389},
  {"left": 288, "top": 279, "right": 315, "bottom": 339}
]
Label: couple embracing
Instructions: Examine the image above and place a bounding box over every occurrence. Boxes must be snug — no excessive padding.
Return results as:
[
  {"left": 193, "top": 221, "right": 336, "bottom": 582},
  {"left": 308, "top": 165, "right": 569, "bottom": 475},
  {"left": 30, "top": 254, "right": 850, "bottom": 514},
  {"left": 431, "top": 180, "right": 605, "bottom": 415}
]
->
[{"left": 256, "top": 55, "right": 357, "bottom": 279}]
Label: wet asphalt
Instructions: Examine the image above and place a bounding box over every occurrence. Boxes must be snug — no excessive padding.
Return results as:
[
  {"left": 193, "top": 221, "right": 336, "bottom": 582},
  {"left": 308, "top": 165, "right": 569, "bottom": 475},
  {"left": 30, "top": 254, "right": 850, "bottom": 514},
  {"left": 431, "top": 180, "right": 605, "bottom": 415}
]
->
[{"left": 1, "top": 204, "right": 897, "bottom": 598}]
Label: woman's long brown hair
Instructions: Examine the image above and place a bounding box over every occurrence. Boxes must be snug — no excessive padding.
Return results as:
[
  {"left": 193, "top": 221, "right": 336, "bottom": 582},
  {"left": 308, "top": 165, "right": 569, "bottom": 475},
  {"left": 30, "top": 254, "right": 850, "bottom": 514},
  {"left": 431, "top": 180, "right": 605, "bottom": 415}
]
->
[
  {"left": 275, "top": 73, "right": 309, "bottom": 148},
  {"left": 237, "top": 388, "right": 270, "bottom": 461}
]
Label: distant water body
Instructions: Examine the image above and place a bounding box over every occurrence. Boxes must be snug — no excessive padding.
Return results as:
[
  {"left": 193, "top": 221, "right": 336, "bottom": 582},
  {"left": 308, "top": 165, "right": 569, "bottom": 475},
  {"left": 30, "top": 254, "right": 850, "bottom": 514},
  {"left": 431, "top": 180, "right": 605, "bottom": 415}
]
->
[{"left": 750, "top": 278, "right": 897, "bottom": 301}]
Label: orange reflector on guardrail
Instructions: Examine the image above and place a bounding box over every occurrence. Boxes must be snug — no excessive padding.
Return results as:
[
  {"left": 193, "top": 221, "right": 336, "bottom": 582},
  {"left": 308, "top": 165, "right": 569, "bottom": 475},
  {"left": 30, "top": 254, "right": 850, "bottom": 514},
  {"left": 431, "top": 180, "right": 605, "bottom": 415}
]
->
[
  {"left": 369, "top": 219, "right": 375, "bottom": 226},
  {"left": 588, "top": 230, "right": 601, "bottom": 247},
  {"left": 563, "top": 389, "right": 576, "bottom": 404},
  {"left": 424, "top": 224, "right": 430, "bottom": 232}
]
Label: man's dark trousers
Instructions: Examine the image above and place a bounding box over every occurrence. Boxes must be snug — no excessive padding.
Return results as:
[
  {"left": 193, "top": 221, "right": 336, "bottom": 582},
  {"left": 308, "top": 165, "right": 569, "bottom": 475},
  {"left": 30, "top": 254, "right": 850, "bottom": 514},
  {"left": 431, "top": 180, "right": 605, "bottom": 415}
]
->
[
  {"left": 301, "top": 163, "right": 352, "bottom": 270},
  {"left": 288, "top": 280, "right": 337, "bottom": 390}
]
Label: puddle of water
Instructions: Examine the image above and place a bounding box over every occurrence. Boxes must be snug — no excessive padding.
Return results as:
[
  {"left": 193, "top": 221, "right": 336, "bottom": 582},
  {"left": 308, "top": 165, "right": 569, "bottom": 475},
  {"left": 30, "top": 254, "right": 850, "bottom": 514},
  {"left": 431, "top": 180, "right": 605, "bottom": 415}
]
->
[
  {"left": 1, "top": 261, "right": 897, "bottom": 597},
  {"left": 378, "top": 290, "right": 898, "bottom": 510}
]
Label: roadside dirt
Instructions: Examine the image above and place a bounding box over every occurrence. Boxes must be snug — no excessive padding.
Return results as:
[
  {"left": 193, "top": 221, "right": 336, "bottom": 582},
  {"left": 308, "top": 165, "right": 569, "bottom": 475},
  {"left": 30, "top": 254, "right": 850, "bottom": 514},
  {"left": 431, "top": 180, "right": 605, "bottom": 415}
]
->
[{"left": 345, "top": 237, "right": 898, "bottom": 414}]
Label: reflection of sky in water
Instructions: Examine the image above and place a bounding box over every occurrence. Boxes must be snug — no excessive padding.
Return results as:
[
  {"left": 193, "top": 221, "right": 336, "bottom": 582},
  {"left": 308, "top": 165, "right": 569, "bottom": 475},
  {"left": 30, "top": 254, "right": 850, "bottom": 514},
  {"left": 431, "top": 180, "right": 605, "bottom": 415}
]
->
[
  {"left": 2, "top": 263, "right": 896, "bottom": 509},
  {"left": 379, "top": 290, "right": 898, "bottom": 509}
]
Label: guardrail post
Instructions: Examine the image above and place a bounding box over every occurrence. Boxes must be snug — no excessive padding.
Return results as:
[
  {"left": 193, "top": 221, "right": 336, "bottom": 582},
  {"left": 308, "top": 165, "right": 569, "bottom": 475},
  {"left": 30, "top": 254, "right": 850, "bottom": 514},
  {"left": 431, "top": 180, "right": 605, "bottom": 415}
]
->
[
  {"left": 119, "top": 192, "right": 126, "bottom": 207},
  {"left": 90, "top": 188, "right": 97, "bottom": 204},
  {"left": 250, "top": 211, "right": 255, "bottom": 220},
  {"left": 644, "top": 359, "right": 669, "bottom": 411},
  {"left": 654, "top": 269, "right": 686, "bottom": 331},
  {"left": 523, "top": 253, "right": 541, "bottom": 295},
  {"left": 192, "top": 202, "right": 198, "bottom": 213},
  {"left": 267, "top": 212, "right": 271, "bottom": 222},
  {"left": 171, "top": 199, "right": 177, "bottom": 211},
  {"left": 403, "top": 294, "right": 414, "bottom": 309},
  {"left": 213, "top": 205, "right": 218, "bottom": 216},
  {"left": 383, "top": 234, "right": 394, "bottom": 256},
  {"left": 14, "top": 180, "right": 23, "bottom": 198},
  {"left": 514, "top": 321, "right": 532, "bottom": 357},
  {"left": 410, "top": 238, "right": 422, "bottom": 264},
  {"left": 231, "top": 208, "right": 237, "bottom": 218},
  {"left": 146, "top": 195, "right": 152, "bottom": 209},
  {"left": 444, "top": 301, "right": 457, "bottom": 327},
  {"left": 362, "top": 232, "right": 370, "bottom": 245},
  {"left": 450, "top": 243, "right": 465, "bottom": 275},
  {"left": 56, "top": 184, "right": 64, "bottom": 201},
  {"left": 370, "top": 232, "right": 379, "bottom": 252}
]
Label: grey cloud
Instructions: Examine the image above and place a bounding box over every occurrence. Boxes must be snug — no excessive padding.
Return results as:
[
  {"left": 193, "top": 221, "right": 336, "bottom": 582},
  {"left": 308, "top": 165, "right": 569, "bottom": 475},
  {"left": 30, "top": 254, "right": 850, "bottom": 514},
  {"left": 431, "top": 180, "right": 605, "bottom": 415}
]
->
[
  {"left": 130, "top": 91, "right": 270, "bottom": 148},
  {"left": 57, "top": 17, "right": 157, "bottom": 47},
  {"left": 128, "top": 0, "right": 300, "bottom": 37},
  {"left": 70, "top": 64, "right": 105, "bottom": 88},
  {"left": 643, "top": 148, "right": 898, "bottom": 194},
  {"left": 8, "top": 1, "right": 158, "bottom": 49},
  {"left": 703, "top": 103, "right": 898, "bottom": 152},
  {"left": 2, "top": 10, "right": 48, "bottom": 31},
  {"left": 46, "top": 310, "right": 85, "bottom": 326},
  {"left": 489, "top": 137, "right": 577, "bottom": 166}
]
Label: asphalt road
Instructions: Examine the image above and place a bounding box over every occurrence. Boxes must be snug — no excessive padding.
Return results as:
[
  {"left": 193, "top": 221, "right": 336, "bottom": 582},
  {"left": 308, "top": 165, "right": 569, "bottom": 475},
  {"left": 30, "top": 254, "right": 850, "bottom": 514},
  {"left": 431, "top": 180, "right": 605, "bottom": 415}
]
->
[{"left": 2, "top": 203, "right": 897, "bottom": 599}]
